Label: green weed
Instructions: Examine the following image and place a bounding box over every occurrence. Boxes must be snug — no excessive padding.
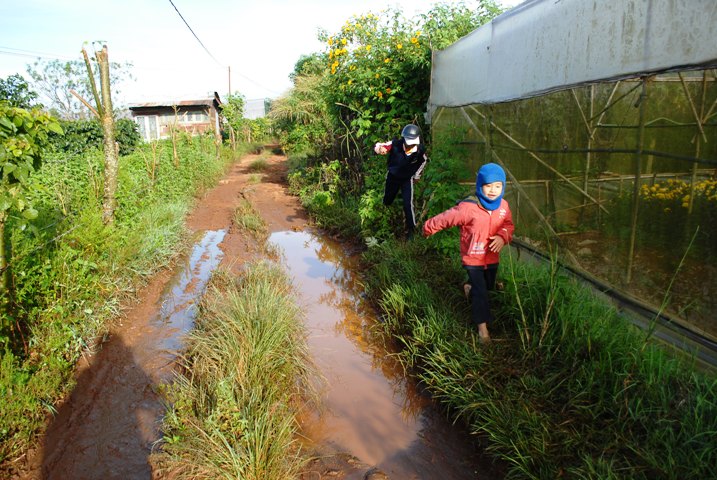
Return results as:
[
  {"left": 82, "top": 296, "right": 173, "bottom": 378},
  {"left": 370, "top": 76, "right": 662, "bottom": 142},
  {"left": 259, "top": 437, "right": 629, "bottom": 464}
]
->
[
  {"left": 361, "top": 237, "right": 717, "bottom": 479},
  {"left": 152, "top": 262, "right": 317, "bottom": 480},
  {"left": 0, "top": 134, "right": 235, "bottom": 465}
]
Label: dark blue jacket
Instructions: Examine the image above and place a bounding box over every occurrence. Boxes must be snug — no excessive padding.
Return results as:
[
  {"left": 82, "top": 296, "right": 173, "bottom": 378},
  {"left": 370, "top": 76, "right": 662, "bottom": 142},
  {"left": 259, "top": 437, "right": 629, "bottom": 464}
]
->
[{"left": 386, "top": 138, "right": 428, "bottom": 180}]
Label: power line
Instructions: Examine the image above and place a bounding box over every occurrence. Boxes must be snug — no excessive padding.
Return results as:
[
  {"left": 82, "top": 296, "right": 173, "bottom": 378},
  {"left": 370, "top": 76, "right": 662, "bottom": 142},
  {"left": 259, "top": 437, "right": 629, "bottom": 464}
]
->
[
  {"left": 167, "top": 0, "right": 223, "bottom": 67},
  {"left": 164, "top": 1, "right": 280, "bottom": 97},
  {"left": 0, "top": 45, "right": 77, "bottom": 62}
]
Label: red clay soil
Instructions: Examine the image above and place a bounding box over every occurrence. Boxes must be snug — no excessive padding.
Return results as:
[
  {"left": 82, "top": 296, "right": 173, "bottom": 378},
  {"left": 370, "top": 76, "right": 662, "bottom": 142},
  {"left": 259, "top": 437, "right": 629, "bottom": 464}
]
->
[{"left": 4, "top": 151, "right": 423, "bottom": 479}]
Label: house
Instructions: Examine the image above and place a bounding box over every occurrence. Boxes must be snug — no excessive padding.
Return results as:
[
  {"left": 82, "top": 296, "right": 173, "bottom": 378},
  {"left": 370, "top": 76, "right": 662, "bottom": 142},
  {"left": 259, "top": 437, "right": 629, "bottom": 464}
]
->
[{"left": 128, "top": 93, "right": 223, "bottom": 142}]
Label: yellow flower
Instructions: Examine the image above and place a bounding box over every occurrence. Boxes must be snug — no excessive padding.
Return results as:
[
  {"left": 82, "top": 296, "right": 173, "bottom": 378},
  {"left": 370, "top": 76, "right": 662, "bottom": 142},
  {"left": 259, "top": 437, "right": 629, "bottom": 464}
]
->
[
  {"left": 375, "top": 73, "right": 380, "bottom": 78},
  {"left": 386, "top": 88, "right": 391, "bottom": 94},
  {"left": 328, "top": 37, "right": 334, "bottom": 45},
  {"left": 397, "top": 43, "right": 403, "bottom": 49},
  {"left": 410, "top": 37, "right": 418, "bottom": 44},
  {"left": 377, "top": 91, "right": 383, "bottom": 98},
  {"left": 348, "top": 80, "right": 353, "bottom": 85},
  {"left": 341, "top": 38, "right": 347, "bottom": 45},
  {"left": 416, "top": 31, "right": 422, "bottom": 36},
  {"left": 384, "top": 57, "right": 390, "bottom": 63},
  {"left": 366, "top": 45, "right": 372, "bottom": 52}
]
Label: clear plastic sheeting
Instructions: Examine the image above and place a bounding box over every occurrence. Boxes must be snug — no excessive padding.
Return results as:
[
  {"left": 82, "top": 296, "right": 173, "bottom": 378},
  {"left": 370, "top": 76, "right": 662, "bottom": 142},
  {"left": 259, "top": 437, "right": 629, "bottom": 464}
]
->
[
  {"left": 431, "top": 72, "right": 717, "bottom": 351},
  {"left": 428, "top": 0, "right": 717, "bottom": 114}
]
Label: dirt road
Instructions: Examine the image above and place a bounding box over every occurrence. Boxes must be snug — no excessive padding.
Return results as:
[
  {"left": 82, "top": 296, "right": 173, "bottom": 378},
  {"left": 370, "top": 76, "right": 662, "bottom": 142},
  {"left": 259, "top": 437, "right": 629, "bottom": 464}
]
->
[{"left": 13, "top": 151, "right": 496, "bottom": 479}]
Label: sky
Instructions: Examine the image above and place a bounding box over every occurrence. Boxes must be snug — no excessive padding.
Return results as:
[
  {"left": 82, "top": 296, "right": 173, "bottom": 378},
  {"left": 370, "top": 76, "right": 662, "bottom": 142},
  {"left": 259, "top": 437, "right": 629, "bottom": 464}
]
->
[{"left": 0, "top": 0, "right": 523, "bottom": 108}]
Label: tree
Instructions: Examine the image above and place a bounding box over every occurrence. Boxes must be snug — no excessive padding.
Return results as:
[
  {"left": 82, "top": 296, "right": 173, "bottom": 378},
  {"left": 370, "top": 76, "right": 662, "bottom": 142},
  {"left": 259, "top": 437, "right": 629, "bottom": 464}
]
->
[
  {"left": 25, "top": 50, "right": 132, "bottom": 120},
  {"left": 222, "top": 93, "right": 246, "bottom": 149},
  {"left": 0, "top": 74, "right": 39, "bottom": 109},
  {"left": 0, "top": 102, "right": 62, "bottom": 311}
]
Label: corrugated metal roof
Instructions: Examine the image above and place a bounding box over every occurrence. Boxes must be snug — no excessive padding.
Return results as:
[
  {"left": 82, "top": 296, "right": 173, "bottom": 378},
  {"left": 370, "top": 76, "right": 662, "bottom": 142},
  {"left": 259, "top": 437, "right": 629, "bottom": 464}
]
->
[{"left": 128, "top": 99, "right": 215, "bottom": 109}]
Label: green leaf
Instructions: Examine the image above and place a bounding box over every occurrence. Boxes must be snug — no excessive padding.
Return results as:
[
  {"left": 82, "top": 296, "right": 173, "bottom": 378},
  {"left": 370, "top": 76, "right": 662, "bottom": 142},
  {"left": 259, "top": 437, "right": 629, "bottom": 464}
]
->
[
  {"left": 21, "top": 208, "right": 38, "bottom": 220},
  {"left": 0, "top": 117, "right": 14, "bottom": 131},
  {"left": 47, "top": 122, "right": 64, "bottom": 135}
]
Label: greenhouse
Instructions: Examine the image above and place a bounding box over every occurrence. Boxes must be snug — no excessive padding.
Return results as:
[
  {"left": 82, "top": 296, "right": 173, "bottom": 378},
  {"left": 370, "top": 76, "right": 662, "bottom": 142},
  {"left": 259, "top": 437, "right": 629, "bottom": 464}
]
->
[{"left": 428, "top": 0, "right": 717, "bottom": 364}]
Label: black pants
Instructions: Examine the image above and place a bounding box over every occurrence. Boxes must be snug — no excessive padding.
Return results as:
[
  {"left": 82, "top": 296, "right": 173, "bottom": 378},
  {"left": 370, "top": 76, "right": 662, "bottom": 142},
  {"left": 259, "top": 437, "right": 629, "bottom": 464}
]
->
[
  {"left": 383, "top": 172, "right": 415, "bottom": 232},
  {"left": 465, "top": 264, "right": 498, "bottom": 326}
]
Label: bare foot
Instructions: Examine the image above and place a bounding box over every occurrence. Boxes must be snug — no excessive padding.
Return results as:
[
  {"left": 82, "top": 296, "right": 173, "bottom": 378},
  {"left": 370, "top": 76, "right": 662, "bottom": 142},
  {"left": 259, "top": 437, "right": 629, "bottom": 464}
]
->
[
  {"left": 477, "top": 323, "right": 490, "bottom": 343},
  {"left": 463, "top": 283, "right": 471, "bottom": 299}
]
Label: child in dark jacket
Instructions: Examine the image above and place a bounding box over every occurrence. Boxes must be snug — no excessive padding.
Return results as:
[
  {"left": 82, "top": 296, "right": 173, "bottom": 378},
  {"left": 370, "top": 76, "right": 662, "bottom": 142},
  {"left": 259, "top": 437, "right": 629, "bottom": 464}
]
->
[
  {"left": 423, "top": 163, "right": 514, "bottom": 341},
  {"left": 374, "top": 124, "right": 428, "bottom": 239}
]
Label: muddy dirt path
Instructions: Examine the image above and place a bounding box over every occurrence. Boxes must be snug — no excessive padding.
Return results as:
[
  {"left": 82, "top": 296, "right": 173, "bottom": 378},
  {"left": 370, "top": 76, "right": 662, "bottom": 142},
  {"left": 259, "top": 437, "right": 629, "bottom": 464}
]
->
[{"left": 15, "top": 152, "right": 498, "bottom": 479}]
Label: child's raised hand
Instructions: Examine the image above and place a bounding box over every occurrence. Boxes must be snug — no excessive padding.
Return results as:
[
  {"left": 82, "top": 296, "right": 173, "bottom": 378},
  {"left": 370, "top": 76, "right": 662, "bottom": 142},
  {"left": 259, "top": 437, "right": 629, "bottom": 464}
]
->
[{"left": 488, "top": 235, "right": 505, "bottom": 253}]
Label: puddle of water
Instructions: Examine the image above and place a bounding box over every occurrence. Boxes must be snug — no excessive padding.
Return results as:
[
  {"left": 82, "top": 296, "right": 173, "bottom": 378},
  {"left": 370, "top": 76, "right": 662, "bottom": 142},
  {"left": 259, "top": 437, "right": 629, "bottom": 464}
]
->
[
  {"left": 40, "top": 230, "right": 226, "bottom": 479},
  {"left": 270, "top": 230, "right": 497, "bottom": 480},
  {"left": 153, "top": 229, "right": 227, "bottom": 355}
]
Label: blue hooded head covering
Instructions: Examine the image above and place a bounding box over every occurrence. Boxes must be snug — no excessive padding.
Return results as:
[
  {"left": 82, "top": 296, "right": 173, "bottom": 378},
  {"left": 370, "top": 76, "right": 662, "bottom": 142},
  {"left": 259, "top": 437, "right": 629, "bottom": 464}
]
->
[{"left": 476, "top": 163, "right": 506, "bottom": 211}]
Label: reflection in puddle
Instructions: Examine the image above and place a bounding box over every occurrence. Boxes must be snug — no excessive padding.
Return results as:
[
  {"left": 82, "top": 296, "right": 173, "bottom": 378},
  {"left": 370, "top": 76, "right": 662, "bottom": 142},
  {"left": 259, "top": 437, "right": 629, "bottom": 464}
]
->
[
  {"left": 154, "top": 229, "right": 226, "bottom": 355},
  {"left": 270, "top": 230, "right": 492, "bottom": 479},
  {"left": 40, "top": 229, "right": 227, "bottom": 478}
]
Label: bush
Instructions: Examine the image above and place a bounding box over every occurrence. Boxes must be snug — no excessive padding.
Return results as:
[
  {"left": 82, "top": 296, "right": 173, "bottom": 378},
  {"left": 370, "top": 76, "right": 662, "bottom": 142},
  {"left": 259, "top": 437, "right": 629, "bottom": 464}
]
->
[{"left": 48, "top": 118, "right": 141, "bottom": 156}]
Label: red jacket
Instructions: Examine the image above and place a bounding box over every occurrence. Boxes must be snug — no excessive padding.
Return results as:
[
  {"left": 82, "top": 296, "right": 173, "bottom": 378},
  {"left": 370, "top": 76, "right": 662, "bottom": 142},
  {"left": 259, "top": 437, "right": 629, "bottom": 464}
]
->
[{"left": 423, "top": 197, "right": 514, "bottom": 267}]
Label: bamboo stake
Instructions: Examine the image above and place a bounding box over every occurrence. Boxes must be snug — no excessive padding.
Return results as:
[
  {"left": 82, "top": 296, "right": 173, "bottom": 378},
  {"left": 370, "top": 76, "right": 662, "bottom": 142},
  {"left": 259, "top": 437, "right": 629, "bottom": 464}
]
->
[
  {"left": 491, "top": 151, "right": 580, "bottom": 266},
  {"left": 432, "top": 106, "right": 446, "bottom": 126},
  {"left": 678, "top": 72, "right": 707, "bottom": 143},
  {"left": 457, "top": 107, "right": 565, "bottom": 253},
  {"left": 626, "top": 79, "right": 648, "bottom": 284},
  {"left": 468, "top": 105, "right": 609, "bottom": 214},
  {"left": 81, "top": 47, "right": 103, "bottom": 117},
  {"left": 459, "top": 107, "right": 487, "bottom": 142},
  {"left": 69, "top": 89, "right": 100, "bottom": 119}
]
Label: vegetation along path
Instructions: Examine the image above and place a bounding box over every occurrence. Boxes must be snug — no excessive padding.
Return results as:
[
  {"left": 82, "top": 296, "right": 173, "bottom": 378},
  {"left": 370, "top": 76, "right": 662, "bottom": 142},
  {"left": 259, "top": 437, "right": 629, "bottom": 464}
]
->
[{"left": 16, "top": 151, "right": 500, "bottom": 479}]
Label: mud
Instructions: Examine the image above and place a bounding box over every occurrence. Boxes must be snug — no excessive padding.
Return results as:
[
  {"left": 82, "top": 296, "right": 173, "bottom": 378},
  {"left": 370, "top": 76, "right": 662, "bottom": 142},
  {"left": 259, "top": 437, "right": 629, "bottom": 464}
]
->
[
  {"left": 272, "top": 230, "right": 500, "bottom": 479},
  {"left": 12, "top": 152, "right": 499, "bottom": 479}
]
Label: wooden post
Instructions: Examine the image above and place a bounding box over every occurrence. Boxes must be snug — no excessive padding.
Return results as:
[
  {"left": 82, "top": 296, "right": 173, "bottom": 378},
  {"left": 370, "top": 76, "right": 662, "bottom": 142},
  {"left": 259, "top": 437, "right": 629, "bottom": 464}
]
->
[
  {"left": 626, "top": 78, "right": 648, "bottom": 284},
  {"left": 96, "top": 45, "right": 119, "bottom": 225}
]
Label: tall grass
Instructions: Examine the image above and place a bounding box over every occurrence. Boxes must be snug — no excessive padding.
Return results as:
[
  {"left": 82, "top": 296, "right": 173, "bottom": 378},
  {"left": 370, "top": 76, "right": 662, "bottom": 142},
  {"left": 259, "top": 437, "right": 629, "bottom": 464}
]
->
[
  {"left": 362, "top": 238, "right": 717, "bottom": 479},
  {"left": 152, "top": 262, "right": 316, "bottom": 479},
  {"left": 1, "top": 134, "right": 241, "bottom": 465},
  {"left": 233, "top": 198, "right": 267, "bottom": 241}
]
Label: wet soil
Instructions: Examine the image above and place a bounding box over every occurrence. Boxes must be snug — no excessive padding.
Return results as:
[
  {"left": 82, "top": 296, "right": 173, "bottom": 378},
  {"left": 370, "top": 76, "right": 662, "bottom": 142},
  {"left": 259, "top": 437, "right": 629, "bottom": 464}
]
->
[{"left": 9, "top": 151, "right": 499, "bottom": 479}]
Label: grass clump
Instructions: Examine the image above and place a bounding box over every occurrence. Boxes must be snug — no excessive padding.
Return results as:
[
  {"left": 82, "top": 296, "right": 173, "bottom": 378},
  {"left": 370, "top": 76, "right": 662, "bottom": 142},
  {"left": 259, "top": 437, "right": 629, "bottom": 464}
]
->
[
  {"left": 153, "top": 261, "right": 316, "bottom": 480},
  {"left": 233, "top": 198, "right": 267, "bottom": 241},
  {"left": 248, "top": 154, "right": 269, "bottom": 173}
]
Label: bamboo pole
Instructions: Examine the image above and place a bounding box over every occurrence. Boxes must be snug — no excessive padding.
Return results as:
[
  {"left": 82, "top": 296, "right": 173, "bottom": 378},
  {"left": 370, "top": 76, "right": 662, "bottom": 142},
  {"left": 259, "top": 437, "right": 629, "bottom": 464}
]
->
[
  {"left": 626, "top": 79, "right": 648, "bottom": 284},
  {"left": 457, "top": 108, "right": 565, "bottom": 251},
  {"left": 678, "top": 72, "right": 707, "bottom": 143},
  {"left": 81, "top": 47, "right": 103, "bottom": 117},
  {"left": 686, "top": 70, "right": 708, "bottom": 214},
  {"left": 468, "top": 105, "right": 609, "bottom": 214}
]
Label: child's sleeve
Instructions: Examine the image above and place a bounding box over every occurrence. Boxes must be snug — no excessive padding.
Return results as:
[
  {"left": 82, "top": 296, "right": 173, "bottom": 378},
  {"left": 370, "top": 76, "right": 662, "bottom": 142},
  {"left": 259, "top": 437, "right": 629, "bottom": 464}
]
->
[
  {"left": 423, "top": 203, "right": 469, "bottom": 237},
  {"left": 497, "top": 203, "right": 515, "bottom": 243},
  {"left": 374, "top": 141, "right": 393, "bottom": 155}
]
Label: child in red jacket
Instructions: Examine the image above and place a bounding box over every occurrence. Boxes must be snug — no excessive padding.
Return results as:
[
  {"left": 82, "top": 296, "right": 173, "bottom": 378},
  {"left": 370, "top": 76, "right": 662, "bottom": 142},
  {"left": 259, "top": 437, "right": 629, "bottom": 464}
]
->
[{"left": 423, "top": 163, "right": 514, "bottom": 341}]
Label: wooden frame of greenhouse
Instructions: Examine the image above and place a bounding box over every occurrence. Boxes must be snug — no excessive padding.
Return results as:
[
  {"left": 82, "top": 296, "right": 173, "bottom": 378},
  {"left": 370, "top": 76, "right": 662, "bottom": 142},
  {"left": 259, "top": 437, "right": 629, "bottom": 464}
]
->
[{"left": 428, "top": 0, "right": 717, "bottom": 366}]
